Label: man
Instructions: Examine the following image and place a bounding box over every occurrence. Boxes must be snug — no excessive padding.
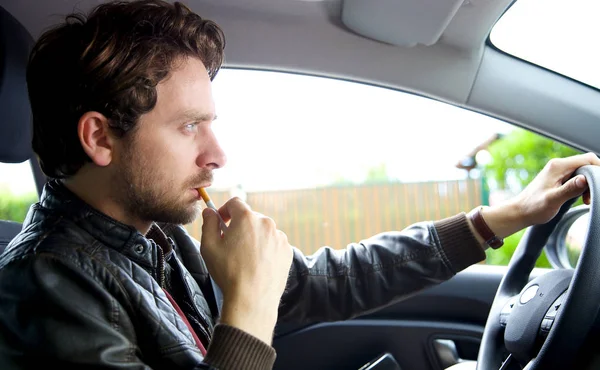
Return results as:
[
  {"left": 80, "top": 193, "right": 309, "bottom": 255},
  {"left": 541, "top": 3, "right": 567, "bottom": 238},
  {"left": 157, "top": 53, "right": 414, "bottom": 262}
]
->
[{"left": 0, "top": 1, "right": 597, "bottom": 369}]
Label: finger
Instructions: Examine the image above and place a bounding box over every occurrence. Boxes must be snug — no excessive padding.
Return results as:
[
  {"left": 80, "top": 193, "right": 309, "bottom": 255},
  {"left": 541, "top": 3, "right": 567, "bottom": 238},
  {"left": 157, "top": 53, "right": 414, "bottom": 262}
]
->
[
  {"left": 253, "top": 211, "right": 268, "bottom": 219},
  {"left": 583, "top": 151, "right": 600, "bottom": 166},
  {"left": 583, "top": 189, "right": 591, "bottom": 205},
  {"left": 550, "top": 174, "right": 587, "bottom": 203},
  {"left": 201, "top": 208, "right": 222, "bottom": 245},
  {"left": 568, "top": 152, "right": 600, "bottom": 167},
  {"left": 216, "top": 205, "right": 231, "bottom": 223},
  {"left": 277, "top": 229, "right": 289, "bottom": 244},
  {"left": 552, "top": 152, "right": 600, "bottom": 175},
  {"left": 218, "top": 197, "right": 251, "bottom": 223}
]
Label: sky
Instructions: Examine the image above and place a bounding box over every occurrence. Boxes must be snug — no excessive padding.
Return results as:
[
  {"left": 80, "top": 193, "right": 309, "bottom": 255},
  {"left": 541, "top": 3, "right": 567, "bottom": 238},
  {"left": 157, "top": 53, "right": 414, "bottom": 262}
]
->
[{"left": 1, "top": 0, "right": 594, "bottom": 195}]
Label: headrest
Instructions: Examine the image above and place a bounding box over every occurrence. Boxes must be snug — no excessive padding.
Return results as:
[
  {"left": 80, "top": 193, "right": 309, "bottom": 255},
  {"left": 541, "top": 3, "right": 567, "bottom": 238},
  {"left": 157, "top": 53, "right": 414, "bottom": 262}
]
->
[{"left": 0, "top": 6, "right": 33, "bottom": 163}]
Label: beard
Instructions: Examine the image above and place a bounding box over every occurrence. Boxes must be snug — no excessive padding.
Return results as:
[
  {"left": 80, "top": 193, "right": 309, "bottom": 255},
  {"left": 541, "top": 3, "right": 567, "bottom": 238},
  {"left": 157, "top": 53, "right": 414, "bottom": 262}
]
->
[{"left": 112, "top": 142, "right": 212, "bottom": 226}]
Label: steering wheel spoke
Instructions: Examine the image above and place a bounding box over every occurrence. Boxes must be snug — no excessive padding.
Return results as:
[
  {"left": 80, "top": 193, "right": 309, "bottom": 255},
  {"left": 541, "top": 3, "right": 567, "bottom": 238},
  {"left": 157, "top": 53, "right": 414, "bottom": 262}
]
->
[{"left": 499, "top": 296, "right": 518, "bottom": 327}]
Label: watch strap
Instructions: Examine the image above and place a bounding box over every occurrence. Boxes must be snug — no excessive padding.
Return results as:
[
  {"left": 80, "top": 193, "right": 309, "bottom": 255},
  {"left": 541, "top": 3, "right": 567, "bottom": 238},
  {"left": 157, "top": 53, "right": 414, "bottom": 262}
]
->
[{"left": 468, "top": 207, "right": 504, "bottom": 249}]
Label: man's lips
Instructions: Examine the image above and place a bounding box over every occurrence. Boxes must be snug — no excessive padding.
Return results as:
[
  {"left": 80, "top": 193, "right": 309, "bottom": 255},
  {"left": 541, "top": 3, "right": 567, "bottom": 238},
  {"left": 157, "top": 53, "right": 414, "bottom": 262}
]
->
[{"left": 191, "top": 185, "right": 212, "bottom": 199}]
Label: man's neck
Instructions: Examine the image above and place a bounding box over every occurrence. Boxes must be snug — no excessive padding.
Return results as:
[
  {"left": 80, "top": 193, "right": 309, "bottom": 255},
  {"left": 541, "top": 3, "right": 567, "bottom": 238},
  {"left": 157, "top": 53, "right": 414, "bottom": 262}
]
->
[{"left": 62, "top": 170, "right": 152, "bottom": 235}]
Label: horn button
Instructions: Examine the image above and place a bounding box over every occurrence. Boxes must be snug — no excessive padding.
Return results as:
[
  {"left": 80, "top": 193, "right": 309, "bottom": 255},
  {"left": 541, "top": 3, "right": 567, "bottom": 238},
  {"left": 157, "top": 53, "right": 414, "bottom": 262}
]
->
[{"left": 502, "top": 269, "right": 573, "bottom": 364}]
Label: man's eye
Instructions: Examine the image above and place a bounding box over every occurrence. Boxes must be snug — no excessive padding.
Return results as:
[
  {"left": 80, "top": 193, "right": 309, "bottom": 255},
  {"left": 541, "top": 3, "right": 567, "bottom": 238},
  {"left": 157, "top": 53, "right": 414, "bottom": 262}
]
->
[{"left": 184, "top": 123, "right": 198, "bottom": 132}]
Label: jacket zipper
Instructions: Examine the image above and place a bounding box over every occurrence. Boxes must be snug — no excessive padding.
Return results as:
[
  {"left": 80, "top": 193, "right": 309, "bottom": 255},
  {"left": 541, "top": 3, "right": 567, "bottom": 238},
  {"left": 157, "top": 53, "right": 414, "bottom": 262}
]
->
[
  {"left": 173, "top": 258, "right": 213, "bottom": 342},
  {"left": 158, "top": 240, "right": 212, "bottom": 343},
  {"left": 157, "top": 243, "right": 166, "bottom": 288}
]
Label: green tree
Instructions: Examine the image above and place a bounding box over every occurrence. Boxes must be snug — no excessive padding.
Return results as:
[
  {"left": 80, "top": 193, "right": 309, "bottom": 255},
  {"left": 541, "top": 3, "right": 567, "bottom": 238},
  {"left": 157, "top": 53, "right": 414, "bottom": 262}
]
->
[
  {"left": 484, "top": 129, "right": 580, "bottom": 191},
  {"left": 0, "top": 190, "right": 38, "bottom": 223},
  {"left": 482, "top": 128, "right": 582, "bottom": 267},
  {"left": 364, "top": 163, "right": 391, "bottom": 184}
]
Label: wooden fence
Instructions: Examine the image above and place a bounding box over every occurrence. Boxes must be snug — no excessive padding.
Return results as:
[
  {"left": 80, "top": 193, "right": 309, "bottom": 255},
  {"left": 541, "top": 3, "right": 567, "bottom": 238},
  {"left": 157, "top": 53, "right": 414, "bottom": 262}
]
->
[{"left": 185, "top": 179, "right": 482, "bottom": 255}]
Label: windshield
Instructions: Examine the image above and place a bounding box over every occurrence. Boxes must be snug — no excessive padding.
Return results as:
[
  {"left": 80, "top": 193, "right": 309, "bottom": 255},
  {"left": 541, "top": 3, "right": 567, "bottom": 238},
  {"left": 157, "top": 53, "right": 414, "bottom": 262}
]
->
[{"left": 490, "top": 0, "right": 600, "bottom": 89}]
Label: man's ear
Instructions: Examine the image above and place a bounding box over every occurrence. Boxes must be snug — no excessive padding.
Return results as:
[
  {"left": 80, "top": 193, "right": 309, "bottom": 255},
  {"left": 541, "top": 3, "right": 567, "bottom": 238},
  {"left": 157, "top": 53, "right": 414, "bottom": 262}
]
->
[{"left": 77, "top": 111, "right": 114, "bottom": 167}]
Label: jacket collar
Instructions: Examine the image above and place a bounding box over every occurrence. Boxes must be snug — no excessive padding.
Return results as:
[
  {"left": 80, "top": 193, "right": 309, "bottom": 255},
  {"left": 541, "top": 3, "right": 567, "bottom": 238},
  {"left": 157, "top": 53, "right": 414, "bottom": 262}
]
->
[{"left": 38, "top": 179, "right": 167, "bottom": 270}]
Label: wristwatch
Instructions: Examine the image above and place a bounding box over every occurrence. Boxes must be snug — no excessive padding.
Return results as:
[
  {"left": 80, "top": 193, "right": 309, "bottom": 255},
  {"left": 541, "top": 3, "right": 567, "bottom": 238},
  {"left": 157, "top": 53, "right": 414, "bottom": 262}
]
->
[{"left": 468, "top": 206, "right": 504, "bottom": 249}]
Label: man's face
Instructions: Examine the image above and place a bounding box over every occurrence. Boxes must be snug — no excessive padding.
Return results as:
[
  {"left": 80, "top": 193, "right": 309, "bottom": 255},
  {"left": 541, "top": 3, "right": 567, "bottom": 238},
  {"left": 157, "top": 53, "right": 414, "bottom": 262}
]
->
[{"left": 111, "top": 57, "right": 226, "bottom": 225}]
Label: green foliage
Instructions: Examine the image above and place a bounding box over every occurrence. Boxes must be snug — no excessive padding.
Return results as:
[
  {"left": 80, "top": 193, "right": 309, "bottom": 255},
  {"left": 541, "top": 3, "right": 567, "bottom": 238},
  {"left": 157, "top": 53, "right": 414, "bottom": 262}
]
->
[
  {"left": 364, "top": 163, "right": 391, "bottom": 184},
  {"left": 331, "top": 176, "right": 355, "bottom": 186},
  {"left": 485, "top": 230, "right": 551, "bottom": 268},
  {"left": 0, "top": 191, "right": 38, "bottom": 223},
  {"left": 484, "top": 129, "right": 580, "bottom": 191}
]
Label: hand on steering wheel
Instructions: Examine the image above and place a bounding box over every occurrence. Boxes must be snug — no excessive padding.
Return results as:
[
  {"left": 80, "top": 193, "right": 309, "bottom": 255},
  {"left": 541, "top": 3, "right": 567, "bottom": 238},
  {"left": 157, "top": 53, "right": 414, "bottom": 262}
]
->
[{"left": 477, "top": 163, "right": 600, "bottom": 370}]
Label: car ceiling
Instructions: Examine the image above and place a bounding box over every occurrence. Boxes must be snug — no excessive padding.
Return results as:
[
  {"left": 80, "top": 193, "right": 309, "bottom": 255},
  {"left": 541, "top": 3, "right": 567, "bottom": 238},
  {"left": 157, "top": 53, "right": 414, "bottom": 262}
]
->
[{"left": 2, "top": 0, "right": 600, "bottom": 154}]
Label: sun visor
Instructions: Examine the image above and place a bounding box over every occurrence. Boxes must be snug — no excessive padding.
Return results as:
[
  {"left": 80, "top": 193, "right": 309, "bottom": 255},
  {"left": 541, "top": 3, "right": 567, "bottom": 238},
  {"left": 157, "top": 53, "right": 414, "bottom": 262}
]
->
[{"left": 341, "top": 0, "right": 464, "bottom": 47}]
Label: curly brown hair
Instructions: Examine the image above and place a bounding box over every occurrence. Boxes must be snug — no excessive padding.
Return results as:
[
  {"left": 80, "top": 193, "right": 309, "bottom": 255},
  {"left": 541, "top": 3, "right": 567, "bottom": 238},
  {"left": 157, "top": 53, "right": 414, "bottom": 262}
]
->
[{"left": 27, "top": 0, "right": 226, "bottom": 178}]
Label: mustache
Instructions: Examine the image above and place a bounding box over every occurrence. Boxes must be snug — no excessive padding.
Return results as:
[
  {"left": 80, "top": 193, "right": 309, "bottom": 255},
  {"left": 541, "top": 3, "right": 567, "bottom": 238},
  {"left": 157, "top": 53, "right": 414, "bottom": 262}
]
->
[{"left": 187, "top": 170, "right": 213, "bottom": 188}]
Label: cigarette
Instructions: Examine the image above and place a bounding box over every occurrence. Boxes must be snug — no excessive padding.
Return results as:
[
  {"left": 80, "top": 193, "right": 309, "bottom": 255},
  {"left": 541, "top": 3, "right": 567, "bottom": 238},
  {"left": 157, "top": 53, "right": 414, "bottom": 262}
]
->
[{"left": 198, "top": 188, "right": 228, "bottom": 231}]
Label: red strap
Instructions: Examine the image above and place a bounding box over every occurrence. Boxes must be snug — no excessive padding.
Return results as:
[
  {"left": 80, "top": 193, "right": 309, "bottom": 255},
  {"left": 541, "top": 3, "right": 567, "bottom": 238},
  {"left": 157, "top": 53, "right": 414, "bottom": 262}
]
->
[{"left": 163, "top": 289, "right": 207, "bottom": 356}]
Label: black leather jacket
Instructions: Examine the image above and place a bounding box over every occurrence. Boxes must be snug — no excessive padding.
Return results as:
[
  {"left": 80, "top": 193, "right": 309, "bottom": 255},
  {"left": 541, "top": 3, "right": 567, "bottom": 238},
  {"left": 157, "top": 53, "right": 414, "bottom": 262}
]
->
[{"left": 0, "top": 180, "right": 484, "bottom": 369}]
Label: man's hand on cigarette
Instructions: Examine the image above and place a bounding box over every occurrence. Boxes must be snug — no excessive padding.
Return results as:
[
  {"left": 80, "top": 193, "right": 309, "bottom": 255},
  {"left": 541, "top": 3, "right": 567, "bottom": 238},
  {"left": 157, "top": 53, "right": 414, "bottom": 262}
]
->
[{"left": 200, "top": 197, "right": 293, "bottom": 345}]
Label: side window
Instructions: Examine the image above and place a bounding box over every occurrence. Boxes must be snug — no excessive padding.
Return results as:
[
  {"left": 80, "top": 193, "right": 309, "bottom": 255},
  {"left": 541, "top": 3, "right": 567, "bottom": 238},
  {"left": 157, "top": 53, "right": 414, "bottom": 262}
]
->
[
  {"left": 182, "top": 69, "right": 581, "bottom": 267},
  {"left": 0, "top": 160, "right": 38, "bottom": 223},
  {"left": 0, "top": 71, "right": 581, "bottom": 268}
]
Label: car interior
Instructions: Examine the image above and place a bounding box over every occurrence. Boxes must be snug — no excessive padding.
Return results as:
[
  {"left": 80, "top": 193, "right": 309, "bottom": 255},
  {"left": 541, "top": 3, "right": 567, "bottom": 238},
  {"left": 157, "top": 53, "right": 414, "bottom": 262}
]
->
[{"left": 1, "top": 0, "right": 600, "bottom": 369}]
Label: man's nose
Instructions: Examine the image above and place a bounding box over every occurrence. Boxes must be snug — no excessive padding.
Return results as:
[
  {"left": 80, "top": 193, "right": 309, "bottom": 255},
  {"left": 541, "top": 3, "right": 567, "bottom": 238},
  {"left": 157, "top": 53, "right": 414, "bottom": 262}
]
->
[{"left": 198, "top": 130, "right": 227, "bottom": 170}]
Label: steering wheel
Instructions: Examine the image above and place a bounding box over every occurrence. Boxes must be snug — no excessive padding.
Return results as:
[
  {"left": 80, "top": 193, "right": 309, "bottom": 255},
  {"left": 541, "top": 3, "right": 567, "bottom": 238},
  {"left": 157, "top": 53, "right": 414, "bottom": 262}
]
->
[{"left": 476, "top": 165, "right": 600, "bottom": 370}]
